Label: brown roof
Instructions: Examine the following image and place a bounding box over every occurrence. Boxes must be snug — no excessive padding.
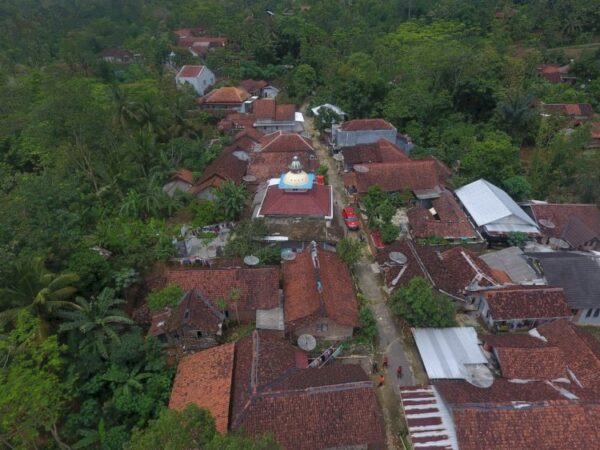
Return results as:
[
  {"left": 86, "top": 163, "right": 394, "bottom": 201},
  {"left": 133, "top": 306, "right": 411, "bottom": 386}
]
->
[
  {"left": 239, "top": 79, "right": 268, "bottom": 94},
  {"left": 340, "top": 118, "right": 394, "bottom": 131},
  {"left": 100, "top": 48, "right": 133, "bottom": 59},
  {"left": 148, "top": 308, "right": 172, "bottom": 337},
  {"left": 530, "top": 203, "right": 600, "bottom": 248},
  {"left": 543, "top": 103, "right": 594, "bottom": 118},
  {"left": 537, "top": 320, "right": 600, "bottom": 398},
  {"left": 259, "top": 184, "right": 332, "bottom": 218},
  {"left": 482, "top": 333, "right": 549, "bottom": 349},
  {"left": 218, "top": 112, "right": 256, "bottom": 131},
  {"left": 260, "top": 131, "right": 314, "bottom": 153},
  {"left": 233, "top": 127, "right": 264, "bottom": 143},
  {"left": 201, "top": 87, "right": 250, "bottom": 104},
  {"left": 283, "top": 247, "right": 359, "bottom": 329},
  {"left": 454, "top": 403, "right": 600, "bottom": 450},
  {"left": 340, "top": 139, "right": 409, "bottom": 165},
  {"left": 164, "top": 289, "right": 225, "bottom": 334},
  {"left": 495, "top": 346, "right": 567, "bottom": 379},
  {"left": 375, "top": 239, "right": 429, "bottom": 289},
  {"left": 190, "top": 150, "right": 247, "bottom": 194},
  {"left": 483, "top": 286, "right": 572, "bottom": 321},
  {"left": 253, "top": 99, "right": 295, "bottom": 121},
  {"left": 169, "top": 343, "right": 235, "bottom": 433},
  {"left": 170, "top": 168, "right": 194, "bottom": 184},
  {"left": 229, "top": 331, "right": 383, "bottom": 450},
  {"left": 247, "top": 152, "right": 319, "bottom": 185},
  {"left": 344, "top": 159, "right": 448, "bottom": 194},
  {"left": 160, "top": 267, "right": 280, "bottom": 312},
  {"left": 407, "top": 190, "right": 479, "bottom": 239},
  {"left": 177, "top": 65, "right": 205, "bottom": 78}
]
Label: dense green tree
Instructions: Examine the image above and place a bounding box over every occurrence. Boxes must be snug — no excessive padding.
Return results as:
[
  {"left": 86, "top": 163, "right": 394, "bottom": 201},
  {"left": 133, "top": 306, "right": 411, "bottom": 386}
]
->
[
  {"left": 337, "top": 237, "right": 363, "bottom": 267},
  {"left": 390, "top": 277, "right": 456, "bottom": 327},
  {"left": 215, "top": 180, "right": 248, "bottom": 220},
  {"left": 58, "top": 288, "right": 134, "bottom": 359}
]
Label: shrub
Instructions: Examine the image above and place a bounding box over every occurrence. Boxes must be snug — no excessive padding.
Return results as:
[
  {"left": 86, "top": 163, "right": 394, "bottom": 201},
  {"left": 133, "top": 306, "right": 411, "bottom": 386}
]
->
[
  {"left": 390, "top": 277, "right": 456, "bottom": 327},
  {"left": 336, "top": 237, "right": 362, "bottom": 266},
  {"left": 380, "top": 222, "right": 399, "bottom": 244},
  {"left": 147, "top": 284, "right": 184, "bottom": 311}
]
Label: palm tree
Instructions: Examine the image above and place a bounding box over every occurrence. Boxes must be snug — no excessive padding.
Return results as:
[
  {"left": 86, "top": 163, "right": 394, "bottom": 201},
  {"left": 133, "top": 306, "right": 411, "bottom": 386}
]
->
[
  {"left": 215, "top": 180, "right": 248, "bottom": 220},
  {"left": 110, "top": 86, "right": 137, "bottom": 130},
  {"left": 57, "top": 288, "right": 133, "bottom": 359},
  {"left": 102, "top": 362, "right": 153, "bottom": 396},
  {"left": 0, "top": 258, "right": 79, "bottom": 334},
  {"left": 168, "top": 98, "right": 202, "bottom": 140},
  {"left": 496, "top": 92, "right": 536, "bottom": 144},
  {"left": 132, "top": 100, "right": 166, "bottom": 136}
]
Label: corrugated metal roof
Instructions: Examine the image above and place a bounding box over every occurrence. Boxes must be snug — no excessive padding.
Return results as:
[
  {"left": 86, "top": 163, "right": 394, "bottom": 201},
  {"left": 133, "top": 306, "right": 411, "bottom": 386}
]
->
[
  {"left": 455, "top": 179, "right": 539, "bottom": 232},
  {"left": 412, "top": 327, "right": 487, "bottom": 380},
  {"left": 480, "top": 247, "right": 540, "bottom": 284},
  {"left": 400, "top": 385, "right": 458, "bottom": 450}
]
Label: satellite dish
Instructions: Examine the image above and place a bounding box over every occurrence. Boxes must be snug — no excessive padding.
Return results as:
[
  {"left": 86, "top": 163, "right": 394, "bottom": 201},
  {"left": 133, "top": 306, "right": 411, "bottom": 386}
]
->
[
  {"left": 538, "top": 219, "right": 556, "bottom": 229},
  {"left": 389, "top": 251, "right": 408, "bottom": 264},
  {"left": 333, "top": 153, "right": 344, "bottom": 161},
  {"left": 298, "top": 334, "right": 316, "bottom": 351},
  {"left": 242, "top": 174, "right": 257, "bottom": 182},
  {"left": 353, "top": 164, "right": 369, "bottom": 173},
  {"left": 243, "top": 255, "right": 260, "bottom": 266},
  {"left": 464, "top": 364, "right": 494, "bottom": 388},
  {"left": 281, "top": 249, "right": 296, "bottom": 260},
  {"left": 233, "top": 151, "right": 250, "bottom": 161}
]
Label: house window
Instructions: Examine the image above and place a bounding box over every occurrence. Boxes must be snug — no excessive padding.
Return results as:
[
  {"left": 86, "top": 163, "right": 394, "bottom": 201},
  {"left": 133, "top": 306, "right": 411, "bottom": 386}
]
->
[
  {"left": 586, "top": 309, "right": 593, "bottom": 318},
  {"left": 316, "top": 323, "right": 328, "bottom": 332},
  {"left": 594, "top": 309, "right": 600, "bottom": 318}
]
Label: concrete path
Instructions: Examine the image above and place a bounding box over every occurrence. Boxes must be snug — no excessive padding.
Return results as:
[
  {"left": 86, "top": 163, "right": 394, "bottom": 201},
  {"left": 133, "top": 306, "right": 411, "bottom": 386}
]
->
[{"left": 355, "top": 262, "right": 415, "bottom": 396}]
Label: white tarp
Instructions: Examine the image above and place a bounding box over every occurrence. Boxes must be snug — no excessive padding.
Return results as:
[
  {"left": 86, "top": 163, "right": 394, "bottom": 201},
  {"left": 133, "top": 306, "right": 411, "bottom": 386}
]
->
[{"left": 412, "top": 327, "right": 487, "bottom": 380}]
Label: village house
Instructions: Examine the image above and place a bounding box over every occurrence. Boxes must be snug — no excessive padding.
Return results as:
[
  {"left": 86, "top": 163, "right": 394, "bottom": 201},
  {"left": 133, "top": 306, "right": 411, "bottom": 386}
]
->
[
  {"left": 407, "top": 190, "right": 483, "bottom": 245},
  {"left": 174, "top": 28, "right": 227, "bottom": 58},
  {"left": 538, "top": 63, "right": 576, "bottom": 84},
  {"left": 251, "top": 99, "right": 304, "bottom": 133},
  {"left": 455, "top": 179, "right": 540, "bottom": 241},
  {"left": 376, "top": 239, "right": 507, "bottom": 300},
  {"left": 480, "top": 246, "right": 544, "bottom": 285},
  {"left": 526, "top": 252, "right": 600, "bottom": 325},
  {"left": 472, "top": 286, "right": 572, "bottom": 331},
  {"left": 227, "top": 128, "right": 264, "bottom": 152},
  {"left": 189, "top": 150, "right": 247, "bottom": 200},
  {"left": 588, "top": 122, "right": 600, "bottom": 148},
  {"left": 175, "top": 65, "right": 215, "bottom": 96},
  {"left": 340, "top": 138, "right": 408, "bottom": 171},
  {"left": 401, "top": 321, "right": 600, "bottom": 450},
  {"left": 258, "top": 130, "right": 315, "bottom": 154},
  {"left": 332, "top": 118, "right": 413, "bottom": 154},
  {"left": 343, "top": 157, "right": 450, "bottom": 202},
  {"left": 239, "top": 79, "right": 279, "bottom": 98},
  {"left": 525, "top": 202, "right": 600, "bottom": 250},
  {"left": 148, "top": 289, "right": 225, "bottom": 351},
  {"left": 162, "top": 169, "right": 194, "bottom": 197},
  {"left": 282, "top": 243, "right": 359, "bottom": 340},
  {"left": 168, "top": 330, "right": 384, "bottom": 449},
  {"left": 153, "top": 266, "right": 281, "bottom": 327},
  {"left": 198, "top": 86, "right": 252, "bottom": 112},
  {"left": 541, "top": 102, "right": 595, "bottom": 124},
  {"left": 100, "top": 48, "right": 134, "bottom": 63}
]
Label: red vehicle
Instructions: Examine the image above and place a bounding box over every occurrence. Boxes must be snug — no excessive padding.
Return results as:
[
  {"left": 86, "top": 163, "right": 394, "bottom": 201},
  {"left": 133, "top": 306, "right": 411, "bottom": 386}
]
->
[{"left": 342, "top": 206, "right": 360, "bottom": 230}]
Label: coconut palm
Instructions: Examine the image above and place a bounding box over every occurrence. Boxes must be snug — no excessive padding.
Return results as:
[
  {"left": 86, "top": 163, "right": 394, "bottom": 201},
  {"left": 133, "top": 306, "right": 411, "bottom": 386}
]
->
[
  {"left": 215, "top": 180, "right": 248, "bottom": 220},
  {"left": 0, "top": 258, "right": 79, "bottom": 334},
  {"left": 57, "top": 288, "right": 134, "bottom": 359},
  {"left": 102, "top": 361, "right": 153, "bottom": 396}
]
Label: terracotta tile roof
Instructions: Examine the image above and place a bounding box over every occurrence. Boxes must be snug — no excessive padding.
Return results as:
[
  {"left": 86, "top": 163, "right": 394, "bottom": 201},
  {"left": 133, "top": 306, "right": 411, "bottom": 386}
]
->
[
  {"left": 201, "top": 87, "right": 250, "bottom": 104},
  {"left": 218, "top": 112, "right": 256, "bottom": 131},
  {"left": 591, "top": 122, "right": 600, "bottom": 139},
  {"left": 543, "top": 103, "right": 594, "bottom": 118},
  {"left": 481, "top": 333, "right": 549, "bottom": 349},
  {"left": 148, "top": 308, "right": 172, "bottom": 337},
  {"left": 345, "top": 158, "right": 450, "bottom": 194},
  {"left": 178, "top": 36, "right": 227, "bottom": 48},
  {"left": 169, "top": 343, "right": 235, "bottom": 433},
  {"left": 407, "top": 190, "right": 479, "bottom": 239},
  {"left": 340, "top": 118, "right": 394, "bottom": 131},
  {"left": 239, "top": 79, "right": 268, "bottom": 94},
  {"left": 170, "top": 168, "right": 194, "bottom": 184},
  {"left": 340, "top": 139, "right": 409, "bottom": 165},
  {"left": 482, "top": 286, "right": 572, "bottom": 321},
  {"left": 453, "top": 403, "right": 600, "bottom": 450},
  {"left": 273, "top": 364, "right": 369, "bottom": 391},
  {"left": 173, "top": 27, "right": 205, "bottom": 38},
  {"left": 241, "top": 386, "right": 384, "bottom": 450},
  {"left": 247, "top": 152, "right": 319, "bottom": 185},
  {"left": 190, "top": 150, "right": 247, "bottom": 194},
  {"left": 490, "top": 268, "right": 512, "bottom": 284},
  {"left": 253, "top": 99, "right": 295, "bottom": 121},
  {"left": 283, "top": 247, "right": 359, "bottom": 329},
  {"left": 537, "top": 320, "right": 600, "bottom": 397},
  {"left": 495, "top": 346, "right": 567, "bottom": 379},
  {"left": 233, "top": 127, "right": 264, "bottom": 143},
  {"left": 161, "top": 267, "right": 280, "bottom": 312},
  {"left": 177, "top": 65, "right": 205, "bottom": 78},
  {"left": 530, "top": 203, "right": 600, "bottom": 248},
  {"left": 259, "top": 184, "right": 332, "bottom": 218},
  {"left": 259, "top": 131, "right": 314, "bottom": 153},
  {"left": 434, "top": 379, "right": 564, "bottom": 405},
  {"left": 375, "top": 239, "right": 429, "bottom": 289},
  {"left": 164, "top": 289, "right": 225, "bottom": 334}
]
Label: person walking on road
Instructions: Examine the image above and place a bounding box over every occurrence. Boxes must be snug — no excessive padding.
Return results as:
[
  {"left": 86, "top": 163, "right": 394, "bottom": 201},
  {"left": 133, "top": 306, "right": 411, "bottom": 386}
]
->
[
  {"left": 397, "top": 365, "right": 403, "bottom": 378},
  {"left": 378, "top": 374, "right": 385, "bottom": 387}
]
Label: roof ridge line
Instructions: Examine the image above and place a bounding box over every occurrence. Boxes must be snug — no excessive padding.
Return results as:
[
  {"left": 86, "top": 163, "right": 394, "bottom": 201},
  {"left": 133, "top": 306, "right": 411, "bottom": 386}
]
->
[{"left": 257, "top": 380, "right": 374, "bottom": 399}]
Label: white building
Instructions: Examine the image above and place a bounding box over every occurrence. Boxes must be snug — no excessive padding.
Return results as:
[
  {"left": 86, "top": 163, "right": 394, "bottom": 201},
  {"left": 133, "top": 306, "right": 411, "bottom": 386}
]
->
[{"left": 175, "top": 65, "right": 215, "bottom": 96}]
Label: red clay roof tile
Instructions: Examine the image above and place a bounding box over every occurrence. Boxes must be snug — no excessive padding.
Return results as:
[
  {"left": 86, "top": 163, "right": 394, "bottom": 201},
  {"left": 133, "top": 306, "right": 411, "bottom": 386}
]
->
[
  {"left": 341, "top": 118, "right": 394, "bottom": 131},
  {"left": 259, "top": 184, "right": 332, "bottom": 217},
  {"left": 483, "top": 286, "right": 572, "bottom": 321},
  {"left": 201, "top": 87, "right": 250, "bottom": 104},
  {"left": 260, "top": 131, "right": 314, "bottom": 153},
  {"left": 177, "top": 65, "right": 205, "bottom": 78}
]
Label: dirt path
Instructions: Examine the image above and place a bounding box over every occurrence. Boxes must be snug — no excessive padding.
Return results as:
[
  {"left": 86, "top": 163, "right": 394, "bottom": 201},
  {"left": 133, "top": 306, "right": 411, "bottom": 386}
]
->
[{"left": 303, "top": 109, "right": 412, "bottom": 449}]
